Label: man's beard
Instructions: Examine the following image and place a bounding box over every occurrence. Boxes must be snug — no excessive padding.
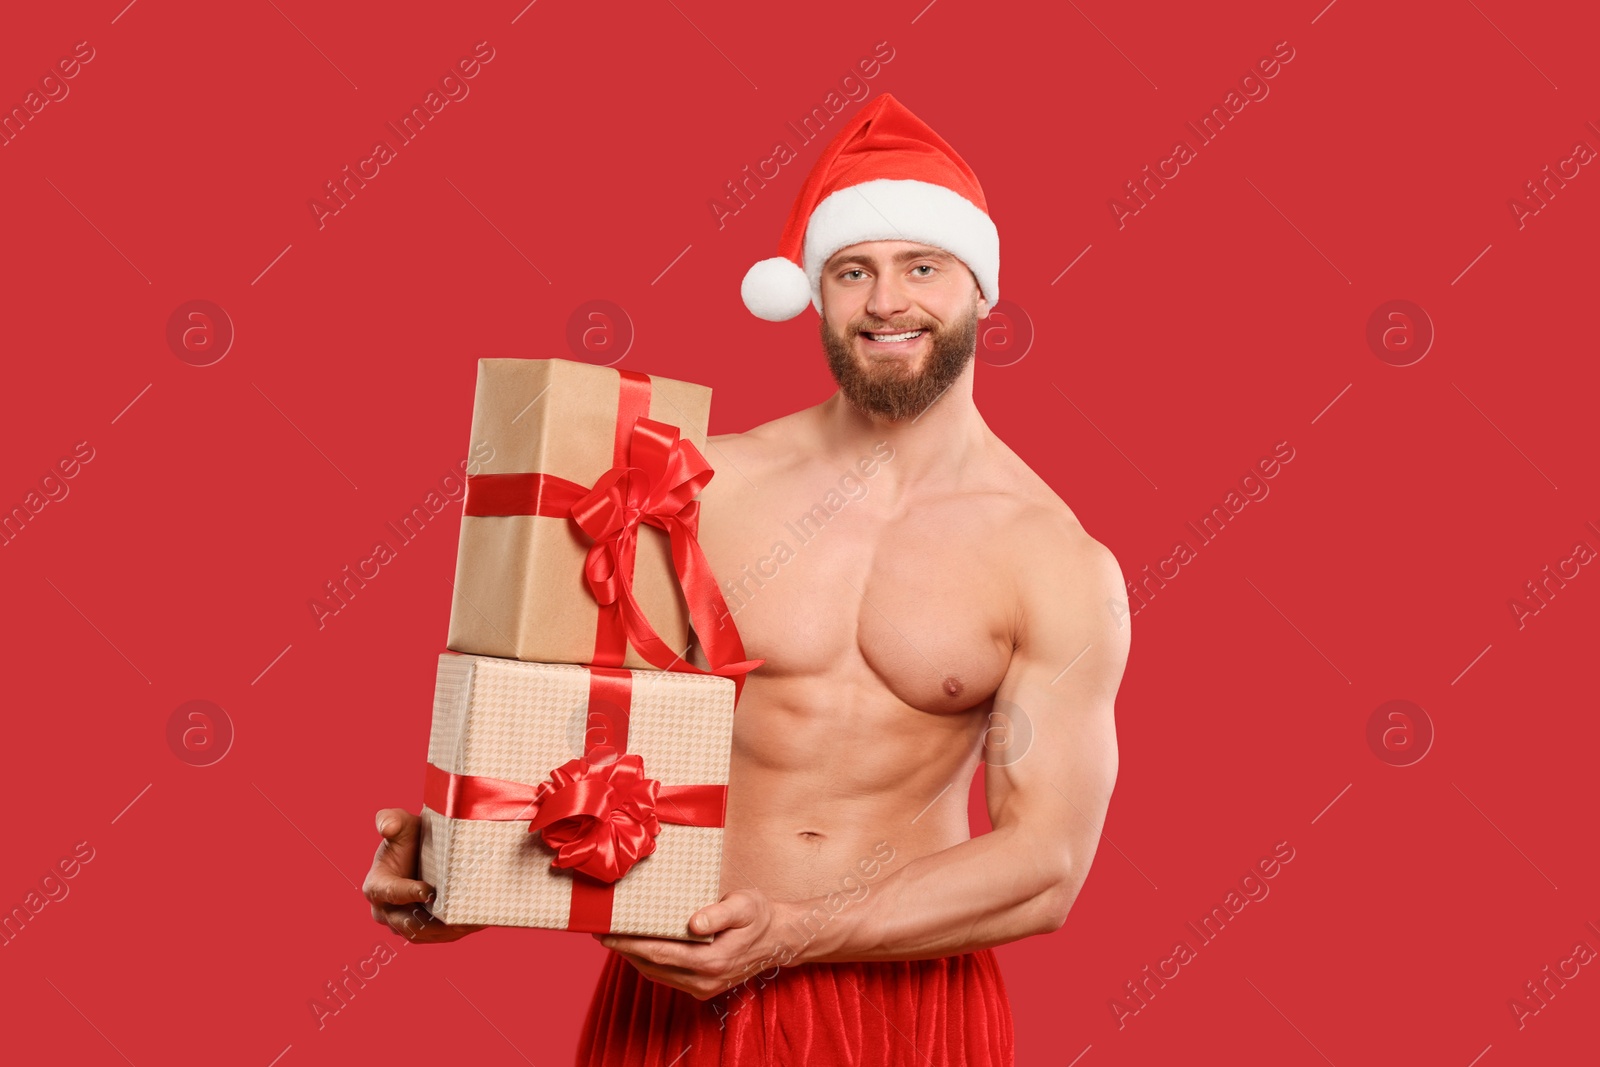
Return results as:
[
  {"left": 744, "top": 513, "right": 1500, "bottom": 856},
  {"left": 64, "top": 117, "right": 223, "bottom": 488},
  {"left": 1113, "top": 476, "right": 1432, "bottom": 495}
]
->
[{"left": 820, "top": 299, "right": 978, "bottom": 422}]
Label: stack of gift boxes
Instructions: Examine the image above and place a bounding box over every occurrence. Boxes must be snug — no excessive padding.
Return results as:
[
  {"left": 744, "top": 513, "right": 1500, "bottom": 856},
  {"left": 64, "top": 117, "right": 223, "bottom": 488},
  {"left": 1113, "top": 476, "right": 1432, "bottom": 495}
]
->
[{"left": 417, "top": 358, "right": 760, "bottom": 943}]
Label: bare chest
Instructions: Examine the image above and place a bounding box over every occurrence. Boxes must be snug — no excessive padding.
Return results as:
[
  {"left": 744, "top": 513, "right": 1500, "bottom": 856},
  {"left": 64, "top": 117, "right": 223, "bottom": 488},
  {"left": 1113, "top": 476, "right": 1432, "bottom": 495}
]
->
[{"left": 695, "top": 464, "right": 1015, "bottom": 714}]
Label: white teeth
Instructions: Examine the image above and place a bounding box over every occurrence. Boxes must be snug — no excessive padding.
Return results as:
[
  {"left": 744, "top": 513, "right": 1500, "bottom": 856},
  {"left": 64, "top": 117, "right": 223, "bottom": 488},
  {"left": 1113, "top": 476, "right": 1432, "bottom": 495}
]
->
[{"left": 866, "top": 330, "right": 924, "bottom": 342}]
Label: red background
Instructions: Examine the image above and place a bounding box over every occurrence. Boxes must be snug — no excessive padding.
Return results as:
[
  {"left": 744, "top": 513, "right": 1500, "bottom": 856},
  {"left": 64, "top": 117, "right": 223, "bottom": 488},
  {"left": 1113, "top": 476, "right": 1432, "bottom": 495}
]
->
[{"left": 2, "top": 1, "right": 1596, "bottom": 1064}]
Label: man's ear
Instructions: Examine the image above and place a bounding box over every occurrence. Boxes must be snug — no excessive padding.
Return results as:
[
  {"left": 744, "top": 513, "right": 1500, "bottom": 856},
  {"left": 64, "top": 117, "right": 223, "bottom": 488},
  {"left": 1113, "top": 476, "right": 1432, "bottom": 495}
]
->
[{"left": 977, "top": 293, "right": 991, "bottom": 319}]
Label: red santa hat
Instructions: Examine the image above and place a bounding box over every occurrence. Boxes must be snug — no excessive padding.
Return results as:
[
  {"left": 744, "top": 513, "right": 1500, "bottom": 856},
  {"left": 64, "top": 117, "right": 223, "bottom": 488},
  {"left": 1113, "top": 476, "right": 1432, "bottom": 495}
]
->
[{"left": 740, "top": 93, "right": 999, "bottom": 321}]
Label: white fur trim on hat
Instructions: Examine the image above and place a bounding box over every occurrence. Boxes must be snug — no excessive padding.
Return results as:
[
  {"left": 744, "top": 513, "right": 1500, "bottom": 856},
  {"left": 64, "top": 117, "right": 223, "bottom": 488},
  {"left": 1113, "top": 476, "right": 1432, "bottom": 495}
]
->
[
  {"left": 802, "top": 178, "right": 999, "bottom": 315},
  {"left": 741, "top": 256, "right": 812, "bottom": 321}
]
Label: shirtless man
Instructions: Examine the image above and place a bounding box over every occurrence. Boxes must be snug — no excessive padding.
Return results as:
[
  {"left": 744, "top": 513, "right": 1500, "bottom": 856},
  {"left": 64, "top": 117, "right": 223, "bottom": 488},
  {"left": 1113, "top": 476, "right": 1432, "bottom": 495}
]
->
[{"left": 363, "top": 95, "right": 1129, "bottom": 1065}]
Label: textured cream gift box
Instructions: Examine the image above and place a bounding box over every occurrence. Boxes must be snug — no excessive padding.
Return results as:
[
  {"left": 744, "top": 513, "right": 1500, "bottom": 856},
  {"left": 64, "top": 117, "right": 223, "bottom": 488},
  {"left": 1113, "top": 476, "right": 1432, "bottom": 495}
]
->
[
  {"left": 419, "top": 651, "right": 734, "bottom": 941},
  {"left": 445, "top": 358, "right": 713, "bottom": 669}
]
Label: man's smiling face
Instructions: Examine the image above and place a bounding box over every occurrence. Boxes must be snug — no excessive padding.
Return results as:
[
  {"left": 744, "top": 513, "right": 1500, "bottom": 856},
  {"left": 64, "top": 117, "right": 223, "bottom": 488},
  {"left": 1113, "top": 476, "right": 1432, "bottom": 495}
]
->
[{"left": 818, "top": 239, "right": 990, "bottom": 422}]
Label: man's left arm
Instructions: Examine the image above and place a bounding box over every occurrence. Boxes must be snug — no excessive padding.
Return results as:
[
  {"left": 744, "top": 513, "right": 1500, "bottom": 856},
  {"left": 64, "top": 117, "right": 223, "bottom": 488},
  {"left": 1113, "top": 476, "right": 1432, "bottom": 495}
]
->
[
  {"left": 602, "top": 526, "right": 1131, "bottom": 997},
  {"left": 796, "top": 529, "right": 1129, "bottom": 962}
]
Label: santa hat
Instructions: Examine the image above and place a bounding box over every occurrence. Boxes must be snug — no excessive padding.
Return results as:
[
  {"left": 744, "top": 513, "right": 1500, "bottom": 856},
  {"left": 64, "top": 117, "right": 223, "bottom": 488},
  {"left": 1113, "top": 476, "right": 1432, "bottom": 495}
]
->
[{"left": 740, "top": 93, "right": 999, "bottom": 322}]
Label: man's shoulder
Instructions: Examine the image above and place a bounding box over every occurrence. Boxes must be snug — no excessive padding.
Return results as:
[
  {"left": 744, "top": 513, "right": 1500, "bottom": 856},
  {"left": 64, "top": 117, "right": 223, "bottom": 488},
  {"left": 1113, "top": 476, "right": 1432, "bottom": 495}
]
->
[
  {"left": 702, "top": 408, "right": 820, "bottom": 487},
  {"left": 985, "top": 448, "right": 1124, "bottom": 621},
  {"left": 983, "top": 438, "right": 1089, "bottom": 543},
  {"left": 706, "top": 408, "right": 815, "bottom": 457},
  {"left": 1000, "top": 497, "right": 1127, "bottom": 670},
  {"left": 1008, "top": 496, "right": 1121, "bottom": 592}
]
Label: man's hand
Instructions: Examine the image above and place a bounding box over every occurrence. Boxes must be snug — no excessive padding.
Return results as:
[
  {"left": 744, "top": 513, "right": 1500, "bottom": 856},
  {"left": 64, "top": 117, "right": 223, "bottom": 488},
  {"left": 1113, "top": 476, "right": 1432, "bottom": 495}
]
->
[
  {"left": 595, "top": 889, "right": 806, "bottom": 1001},
  {"left": 362, "top": 808, "right": 485, "bottom": 944}
]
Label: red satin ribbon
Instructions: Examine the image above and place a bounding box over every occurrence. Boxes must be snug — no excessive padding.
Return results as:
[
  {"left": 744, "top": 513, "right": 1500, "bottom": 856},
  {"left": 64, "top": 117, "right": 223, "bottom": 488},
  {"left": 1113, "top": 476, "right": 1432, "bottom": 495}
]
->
[
  {"left": 463, "top": 368, "right": 762, "bottom": 701},
  {"left": 426, "top": 664, "right": 728, "bottom": 932},
  {"left": 421, "top": 763, "right": 726, "bottom": 836}
]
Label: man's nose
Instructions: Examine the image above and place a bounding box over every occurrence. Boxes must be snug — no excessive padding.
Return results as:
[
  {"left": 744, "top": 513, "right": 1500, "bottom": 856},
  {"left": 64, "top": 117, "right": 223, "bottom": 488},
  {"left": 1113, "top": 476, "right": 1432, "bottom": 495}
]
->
[{"left": 865, "top": 276, "right": 911, "bottom": 321}]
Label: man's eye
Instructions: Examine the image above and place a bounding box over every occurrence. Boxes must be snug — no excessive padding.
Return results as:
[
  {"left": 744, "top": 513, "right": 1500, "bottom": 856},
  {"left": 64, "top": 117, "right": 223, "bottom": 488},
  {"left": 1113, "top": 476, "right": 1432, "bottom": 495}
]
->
[
  {"left": 842, "top": 269, "right": 865, "bottom": 280},
  {"left": 913, "top": 265, "right": 935, "bottom": 276}
]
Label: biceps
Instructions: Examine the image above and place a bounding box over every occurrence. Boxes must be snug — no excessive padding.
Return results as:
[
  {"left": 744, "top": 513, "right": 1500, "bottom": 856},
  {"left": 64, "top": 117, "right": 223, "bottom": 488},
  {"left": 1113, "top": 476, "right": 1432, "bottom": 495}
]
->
[{"left": 984, "top": 682, "right": 1119, "bottom": 863}]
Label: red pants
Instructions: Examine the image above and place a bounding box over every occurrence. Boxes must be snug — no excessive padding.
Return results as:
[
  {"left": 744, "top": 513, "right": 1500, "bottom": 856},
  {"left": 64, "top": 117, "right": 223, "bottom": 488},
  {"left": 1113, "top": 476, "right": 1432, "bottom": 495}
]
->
[{"left": 577, "top": 948, "right": 1014, "bottom": 1066}]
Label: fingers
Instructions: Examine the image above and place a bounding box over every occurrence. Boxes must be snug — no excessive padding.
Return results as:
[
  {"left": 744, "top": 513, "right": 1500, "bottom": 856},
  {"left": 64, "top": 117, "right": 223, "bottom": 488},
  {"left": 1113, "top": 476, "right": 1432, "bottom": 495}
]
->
[
  {"left": 363, "top": 871, "right": 434, "bottom": 907},
  {"left": 616, "top": 952, "right": 729, "bottom": 1001},
  {"left": 691, "top": 890, "right": 756, "bottom": 936},
  {"left": 602, "top": 934, "right": 694, "bottom": 971},
  {"left": 372, "top": 901, "right": 484, "bottom": 944},
  {"left": 617, "top": 949, "right": 695, "bottom": 983},
  {"left": 368, "top": 810, "right": 421, "bottom": 876},
  {"left": 362, "top": 808, "right": 477, "bottom": 944},
  {"left": 363, "top": 808, "right": 433, "bottom": 907},
  {"left": 375, "top": 807, "right": 417, "bottom": 842}
]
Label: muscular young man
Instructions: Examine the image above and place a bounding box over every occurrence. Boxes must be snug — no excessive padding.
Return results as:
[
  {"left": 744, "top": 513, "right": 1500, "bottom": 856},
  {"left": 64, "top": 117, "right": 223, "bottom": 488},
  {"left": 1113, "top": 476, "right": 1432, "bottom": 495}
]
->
[{"left": 363, "top": 94, "right": 1129, "bottom": 1066}]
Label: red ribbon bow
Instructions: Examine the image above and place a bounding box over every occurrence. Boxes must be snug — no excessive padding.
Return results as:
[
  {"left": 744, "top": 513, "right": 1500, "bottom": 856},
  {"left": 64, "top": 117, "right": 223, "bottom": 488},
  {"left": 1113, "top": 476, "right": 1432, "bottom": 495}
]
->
[
  {"left": 525, "top": 753, "right": 662, "bottom": 883},
  {"left": 421, "top": 755, "right": 726, "bottom": 884},
  {"left": 566, "top": 417, "right": 717, "bottom": 643}
]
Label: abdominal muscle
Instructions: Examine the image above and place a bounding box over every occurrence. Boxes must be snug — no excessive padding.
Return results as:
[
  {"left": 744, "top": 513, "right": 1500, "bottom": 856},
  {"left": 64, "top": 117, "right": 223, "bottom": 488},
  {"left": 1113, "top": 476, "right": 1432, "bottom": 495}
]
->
[{"left": 715, "top": 672, "right": 990, "bottom": 902}]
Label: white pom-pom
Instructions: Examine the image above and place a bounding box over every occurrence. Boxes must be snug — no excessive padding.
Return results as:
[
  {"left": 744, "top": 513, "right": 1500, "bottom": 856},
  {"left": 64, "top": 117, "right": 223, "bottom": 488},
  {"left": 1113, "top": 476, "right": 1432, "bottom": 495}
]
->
[{"left": 741, "top": 257, "right": 812, "bottom": 321}]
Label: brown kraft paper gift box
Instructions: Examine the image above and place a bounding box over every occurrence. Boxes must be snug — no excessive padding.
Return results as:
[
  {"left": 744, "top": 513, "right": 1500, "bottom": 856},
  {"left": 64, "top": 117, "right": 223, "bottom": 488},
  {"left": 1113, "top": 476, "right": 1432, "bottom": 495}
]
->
[
  {"left": 445, "top": 357, "right": 713, "bottom": 669},
  {"left": 418, "top": 651, "right": 735, "bottom": 941}
]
